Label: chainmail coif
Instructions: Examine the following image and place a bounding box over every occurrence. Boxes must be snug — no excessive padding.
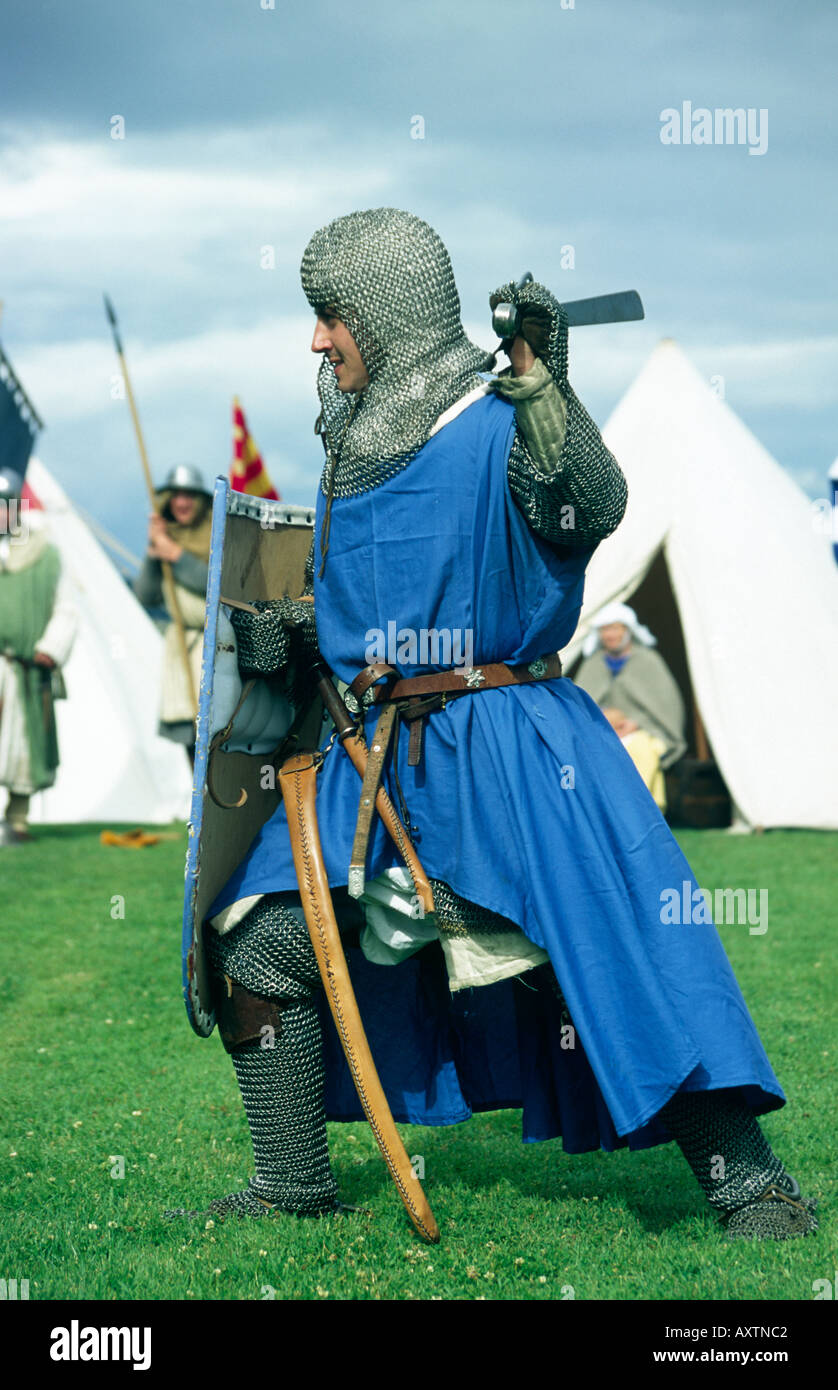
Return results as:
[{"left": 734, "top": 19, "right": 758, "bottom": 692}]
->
[{"left": 301, "top": 207, "right": 494, "bottom": 488}]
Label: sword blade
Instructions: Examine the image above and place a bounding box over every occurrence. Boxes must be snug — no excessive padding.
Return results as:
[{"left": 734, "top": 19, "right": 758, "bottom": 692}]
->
[{"left": 562, "top": 289, "right": 644, "bottom": 326}]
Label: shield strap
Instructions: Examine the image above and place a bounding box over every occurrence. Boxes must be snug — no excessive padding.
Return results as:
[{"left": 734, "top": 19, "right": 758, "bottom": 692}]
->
[{"left": 279, "top": 750, "right": 440, "bottom": 1245}]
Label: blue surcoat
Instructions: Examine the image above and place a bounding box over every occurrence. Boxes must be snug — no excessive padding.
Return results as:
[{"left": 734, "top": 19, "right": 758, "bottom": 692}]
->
[{"left": 212, "top": 392, "right": 783, "bottom": 1151}]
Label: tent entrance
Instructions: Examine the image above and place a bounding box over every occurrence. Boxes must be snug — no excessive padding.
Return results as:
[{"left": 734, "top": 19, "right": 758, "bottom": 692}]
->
[{"left": 619, "top": 548, "right": 731, "bottom": 828}]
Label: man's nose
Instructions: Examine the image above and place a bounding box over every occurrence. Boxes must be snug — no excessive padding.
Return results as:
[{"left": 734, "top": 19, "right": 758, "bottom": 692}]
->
[{"left": 311, "top": 320, "right": 332, "bottom": 353}]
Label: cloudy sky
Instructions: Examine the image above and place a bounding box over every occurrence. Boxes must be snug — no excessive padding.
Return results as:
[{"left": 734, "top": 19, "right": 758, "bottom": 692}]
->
[{"left": 1, "top": 0, "right": 835, "bottom": 563}]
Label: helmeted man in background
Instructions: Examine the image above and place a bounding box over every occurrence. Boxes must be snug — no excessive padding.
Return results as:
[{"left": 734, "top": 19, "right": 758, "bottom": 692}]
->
[
  {"left": 134, "top": 465, "right": 212, "bottom": 763},
  {"left": 0, "top": 468, "right": 76, "bottom": 843},
  {"left": 177, "top": 209, "right": 815, "bottom": 1242}
]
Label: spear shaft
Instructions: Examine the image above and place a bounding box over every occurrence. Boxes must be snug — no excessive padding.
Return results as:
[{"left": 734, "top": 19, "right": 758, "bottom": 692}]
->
[{"left": 104, "top": 295, "right": 197, "bottom": 715}]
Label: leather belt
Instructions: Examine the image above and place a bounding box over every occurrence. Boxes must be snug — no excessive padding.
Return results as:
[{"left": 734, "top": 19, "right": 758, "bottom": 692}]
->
[
  {"left": 349, "top": 653, "right": 563, "bottom": 706},
  {"left": 347, "top": 653, "right": 563, "bottom": 896},
  {"left": 3, "top": 651, "right": 42, "bottom": 671}
]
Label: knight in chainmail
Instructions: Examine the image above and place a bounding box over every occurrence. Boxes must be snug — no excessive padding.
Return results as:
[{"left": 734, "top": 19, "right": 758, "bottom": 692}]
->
[{"left": 185, "top": 208, "right": 816, "bottom": 1241}]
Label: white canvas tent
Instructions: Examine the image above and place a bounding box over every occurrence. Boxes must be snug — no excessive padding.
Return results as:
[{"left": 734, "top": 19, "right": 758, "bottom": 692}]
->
[
  {"left": 24, "top": 456, "right": 193, "bottom": 824},
  {"left": 564, "top": 340, "right": 838, "bottom": 831}
]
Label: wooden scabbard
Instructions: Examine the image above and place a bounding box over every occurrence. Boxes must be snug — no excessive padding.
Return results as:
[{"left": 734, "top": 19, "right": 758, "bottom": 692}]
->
[{"left": 279, "top": 751, "right": 440, "bottom": 1246}]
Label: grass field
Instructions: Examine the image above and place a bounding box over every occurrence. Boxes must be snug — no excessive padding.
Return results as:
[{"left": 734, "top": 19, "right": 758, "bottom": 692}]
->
[{"left": 1, "top": 824, "right": 835, "bottom": 1302}]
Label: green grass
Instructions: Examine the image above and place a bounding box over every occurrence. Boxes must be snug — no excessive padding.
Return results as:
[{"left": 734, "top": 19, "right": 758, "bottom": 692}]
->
[{"left": 1, "top": 825, "right": 834, "bottom": 1301}]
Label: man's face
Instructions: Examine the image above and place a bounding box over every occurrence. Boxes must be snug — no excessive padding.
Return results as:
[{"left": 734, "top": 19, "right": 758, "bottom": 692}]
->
[
  {"left": 599, "top": 622, "right": 631, "bottom": 653},
  {"left": 170, "top": 491, "right": 199, "bottom": 525},
  {"left": 311, "top": 313, "right": 369, "bottom": 393}
]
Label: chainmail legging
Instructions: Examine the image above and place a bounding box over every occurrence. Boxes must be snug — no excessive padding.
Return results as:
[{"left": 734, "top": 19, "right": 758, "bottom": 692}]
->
[
  {"left": 205, "top": 894, "right": 339, "bottom": 1216},
  {"left": 205, "top": 894, "right": 814, "bottom": 1234},
  {"left": 661, "top": 1090, "right": 786, "bottom": 1210}
]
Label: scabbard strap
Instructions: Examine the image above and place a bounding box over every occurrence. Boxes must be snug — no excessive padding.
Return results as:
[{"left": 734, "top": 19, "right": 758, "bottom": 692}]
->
[
  {"left": 346, "top": 652, "right": 563, "bottom": 887},
  {"left": 348, "top": 703, "right": 399, "bottom": 900}
]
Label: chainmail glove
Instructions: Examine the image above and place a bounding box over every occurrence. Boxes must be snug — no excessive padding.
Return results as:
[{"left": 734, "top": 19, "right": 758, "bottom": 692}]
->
[
  {"left": 229, "top": 532, "right": 322, "bottom": 710},
  {"left": 229, "top": 601, "right": 291, "bottom": 677},
  {"left": 229, "top": 596, "right": 318, "bottom": 680},
  {"left": 489, "top": 279, "right": 569, "bottom": 386}
]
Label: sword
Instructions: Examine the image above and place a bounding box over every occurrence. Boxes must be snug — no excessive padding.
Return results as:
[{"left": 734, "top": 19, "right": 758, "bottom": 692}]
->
[
  {"left": 279, "top": 750, "right": 440, "bottom": 1244},
  {"left": 491, "top": 273, "right": 644, "bottom": 339}
]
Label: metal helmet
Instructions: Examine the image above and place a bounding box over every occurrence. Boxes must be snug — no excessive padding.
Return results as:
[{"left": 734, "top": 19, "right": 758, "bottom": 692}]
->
[
  {"left": 0, "top": 469, "right": 25, "bottom": 501},
  {"left": 300, "top": 207, "right": 493, "bottom": 493},
  {"left": 156, "top": 464, "right": 211, "bottom": 498}
]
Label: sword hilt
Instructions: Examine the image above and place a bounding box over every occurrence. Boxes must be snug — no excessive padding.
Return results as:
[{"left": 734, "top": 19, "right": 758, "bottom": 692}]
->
[
  {"left": 311, "top": 660, "right": 357, "bottom": 740},
  {"left": 491, "top": 272, "right": 533, "bottom": 339}
]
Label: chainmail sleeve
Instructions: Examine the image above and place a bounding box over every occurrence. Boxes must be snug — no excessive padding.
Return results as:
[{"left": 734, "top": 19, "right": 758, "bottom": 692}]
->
[{"left": 488, "top": 277, "right": 627, "bottom": 548}]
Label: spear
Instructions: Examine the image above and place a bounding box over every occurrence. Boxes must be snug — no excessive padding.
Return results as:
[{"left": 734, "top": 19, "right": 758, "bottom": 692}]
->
[{"left": 103, "top": 294, "right": 197, "bottom": 715}]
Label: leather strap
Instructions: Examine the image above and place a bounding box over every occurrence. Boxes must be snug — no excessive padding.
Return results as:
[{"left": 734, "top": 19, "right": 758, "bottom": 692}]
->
[
  {"left": 348, "top": 702, "right": 398, "bottom": 899},
  {"left": 344, "top": 653, "right": 563, "bottom": 890},
  {"left": 348, "top": 655, "right": 562, "bottom": 706},
  {"left": 206, "top": 679, "right": 257, "bottom": 810},
  {"left": 348, "top": 663, "right": 398, "bottom": 704},
  {"left": 313, "top": 670, "right": 434, "bottom": 915},
  {"left": 377, "top": 653, "right": 562, "bottom": 702},
  {"left": 211, "top": 972, "right": 285, "bottom": 1053}
]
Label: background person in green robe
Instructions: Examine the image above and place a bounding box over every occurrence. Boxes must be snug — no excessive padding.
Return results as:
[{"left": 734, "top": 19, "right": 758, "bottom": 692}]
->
[
  {"left": 574, "top": 602, "right": 687, "bottom": 805},
  {"left": 0, "top": 469, "right": 77, "bottom": 843}
]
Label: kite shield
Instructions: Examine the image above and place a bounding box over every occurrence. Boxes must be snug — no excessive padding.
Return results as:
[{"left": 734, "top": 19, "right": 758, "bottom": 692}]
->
[{"left": 181, "top": 478, "right": 315, "bottom": 1036}]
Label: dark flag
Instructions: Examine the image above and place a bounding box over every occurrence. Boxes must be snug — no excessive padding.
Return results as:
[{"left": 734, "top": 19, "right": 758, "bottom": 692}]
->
[
  {"left": 830, "top": 457, "right": 838, "bottom": 567},
  {"left": 0, "top": 342, "right": 42, "bottom": 477}
]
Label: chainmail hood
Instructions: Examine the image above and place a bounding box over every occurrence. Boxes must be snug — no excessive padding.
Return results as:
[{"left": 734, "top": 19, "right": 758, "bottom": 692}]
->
[{"left": 300, "top": 208, "right": 494, "bottom": 489}]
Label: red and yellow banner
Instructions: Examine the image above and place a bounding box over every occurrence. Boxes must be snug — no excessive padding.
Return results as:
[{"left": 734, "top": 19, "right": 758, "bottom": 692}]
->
[{"left": 230, "top": 397, "right": 280, "bottom": 500}]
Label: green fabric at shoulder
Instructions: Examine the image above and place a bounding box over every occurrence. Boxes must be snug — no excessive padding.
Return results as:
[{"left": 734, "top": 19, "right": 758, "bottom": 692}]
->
[{"left": 490, "top": 358, "right": 568, "bottom": 474}]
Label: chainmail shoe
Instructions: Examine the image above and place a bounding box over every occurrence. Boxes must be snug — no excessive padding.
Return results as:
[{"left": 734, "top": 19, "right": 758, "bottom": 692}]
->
[
  {"left": 662, "top": 1090, "right": 818, "bottom": 1240},
  {"left": 201, "top": 895, "right": 340, "bottom": 1219}
]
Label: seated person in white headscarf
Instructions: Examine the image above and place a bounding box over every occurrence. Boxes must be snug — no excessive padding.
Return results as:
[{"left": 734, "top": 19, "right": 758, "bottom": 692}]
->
[{"left": 574, "top": 603, "right": 687, "bottom": 809}]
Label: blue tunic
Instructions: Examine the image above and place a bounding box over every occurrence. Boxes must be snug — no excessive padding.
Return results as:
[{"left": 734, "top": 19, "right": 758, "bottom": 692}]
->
[{"left": 212, "top": 391, "right": 784, "bottom": 1150}]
